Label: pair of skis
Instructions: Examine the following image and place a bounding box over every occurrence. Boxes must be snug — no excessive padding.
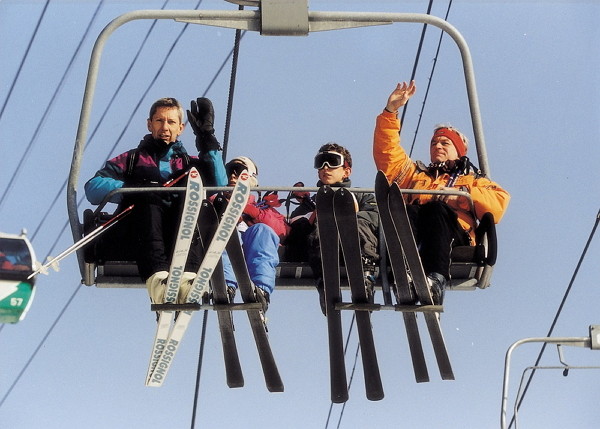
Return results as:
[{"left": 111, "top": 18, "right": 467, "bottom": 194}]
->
[
  {"left": 202, "top": 195, "right": 284, "bottom": 392},
  {"left": 145, "top": 169, "right": 252, "bottom": 387},
  {"left": 145, "top": 167, "right": 204, "bottom": 386},
  {"left": 316, "top": 186, "right": 384, "bottom": 403},
  {"left": 196, "top": 201, "right": 244, "bottom": 388},
  {"left": 374, "top": 170, "right": 454, "bottom": 382}
]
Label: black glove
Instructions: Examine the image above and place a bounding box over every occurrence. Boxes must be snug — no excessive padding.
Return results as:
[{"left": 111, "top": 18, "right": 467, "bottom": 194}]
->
[
  {"left": 187, "top": 97, "right": 214, "bottom": 134},
  {"left": 187, "top": 98, "right": 221, "bottom": 153}
]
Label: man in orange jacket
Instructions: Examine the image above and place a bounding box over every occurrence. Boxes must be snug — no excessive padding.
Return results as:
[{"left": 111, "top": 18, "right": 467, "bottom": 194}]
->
[{"left": 373, "top": 80, "right": 510, "bottom": 304}]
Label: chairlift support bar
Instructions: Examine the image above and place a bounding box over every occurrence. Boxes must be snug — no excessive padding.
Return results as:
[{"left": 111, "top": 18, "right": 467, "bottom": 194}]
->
[
  {"left": 68, "top": 6, "right": 489, "bottom": 281},
  {"left": 500, "top": 327, "right": 600, "bottom": 429},
  {"left": 92, "top": 186, "right": 476, "bottom": 215}
]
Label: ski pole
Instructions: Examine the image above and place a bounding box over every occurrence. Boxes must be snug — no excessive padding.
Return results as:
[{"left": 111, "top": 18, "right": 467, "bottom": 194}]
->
[{"left": 28, "top": 205, "right": 135, "bottom": 279}]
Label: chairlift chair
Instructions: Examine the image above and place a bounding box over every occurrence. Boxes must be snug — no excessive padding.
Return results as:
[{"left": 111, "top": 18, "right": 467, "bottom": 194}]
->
[{"left": 68, "top": 4, "right": 497, "bottom": 293}]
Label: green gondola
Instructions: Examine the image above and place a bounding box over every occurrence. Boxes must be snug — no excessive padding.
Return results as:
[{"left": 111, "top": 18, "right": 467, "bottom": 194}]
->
[{"left": 0, "top": 232, "right": 36, "bottom": 324}]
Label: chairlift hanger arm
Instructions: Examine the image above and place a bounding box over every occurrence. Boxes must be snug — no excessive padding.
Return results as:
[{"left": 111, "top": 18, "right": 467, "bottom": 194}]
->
[{"left": 501, "top": 334, "right": 595, "bottom": 429}]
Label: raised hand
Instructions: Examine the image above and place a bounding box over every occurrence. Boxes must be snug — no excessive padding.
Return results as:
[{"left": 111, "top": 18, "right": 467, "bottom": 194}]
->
[{"left": 385, "top": 80, "right": 416, "bottom": 113}]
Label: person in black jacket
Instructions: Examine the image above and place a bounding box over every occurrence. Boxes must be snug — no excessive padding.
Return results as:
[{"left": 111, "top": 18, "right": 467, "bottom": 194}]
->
[{"left": 284, "top": 143, "right": 379, "bottom": 315}]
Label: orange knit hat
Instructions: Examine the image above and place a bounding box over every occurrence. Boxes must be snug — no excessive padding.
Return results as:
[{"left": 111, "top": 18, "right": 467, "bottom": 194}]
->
[{"left": 432, "top": 128, "right": 467, "bottom": 157}]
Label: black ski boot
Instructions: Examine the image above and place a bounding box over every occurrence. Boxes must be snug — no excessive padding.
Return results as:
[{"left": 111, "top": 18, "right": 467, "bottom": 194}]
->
[
  {"left": 362, "top": 256, "right": 377, "bottom": 304},
  {"left": 427, "top": 272, "right": 447, "bottom": 305},
  {"left": 316, "top": 278, "right": 327, "bottom": 316},
  {"left": 227, "top": 285, "right": 236, "bottom": 303},
  {"left": 255, "top": 287, "right": 270, "bottom": 313},
  {"left": 364, "top": 272, "right": 376, "bottom": 305}
]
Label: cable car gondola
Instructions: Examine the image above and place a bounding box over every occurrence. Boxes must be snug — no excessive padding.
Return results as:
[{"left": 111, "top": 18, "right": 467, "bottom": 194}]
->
[{"left": 0, "top": 231, "right": 37, "bottom": 324}]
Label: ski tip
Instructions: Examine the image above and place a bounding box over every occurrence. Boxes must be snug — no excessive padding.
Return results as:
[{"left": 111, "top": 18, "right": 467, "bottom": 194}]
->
[
  {"left": 375, "top": 170, "right": 390, "bottom": 189},
  {"left": 375, "top": 169, "right": 388, "bottom": 181}
]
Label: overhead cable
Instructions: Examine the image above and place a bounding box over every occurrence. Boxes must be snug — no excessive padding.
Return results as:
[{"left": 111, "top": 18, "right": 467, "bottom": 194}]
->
[
  {"left": 0, "top": 0, "right": 50, "bottom": 122},
  {"left": 407, "top": 0, "right": 453, "bottom": 158},
  {"left": 0, "top": 0, "right": 105, "bottom": 214},
  {"left": 30, "top": 0, "right": 171, "bottom": 241}
]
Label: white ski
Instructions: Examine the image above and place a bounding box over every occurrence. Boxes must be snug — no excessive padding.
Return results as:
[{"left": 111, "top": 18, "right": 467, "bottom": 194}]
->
[
  {"left": 146, "top": 170, "right": 252, "bottom": 387},
  {"left": 145, "top": 167, "right": 203, "bottom": 385}
]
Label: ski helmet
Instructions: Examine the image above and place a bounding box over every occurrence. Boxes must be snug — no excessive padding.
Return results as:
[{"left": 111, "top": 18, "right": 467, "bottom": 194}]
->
[{"left": 225, "top": 156, "right": 259, "bottom": 187}]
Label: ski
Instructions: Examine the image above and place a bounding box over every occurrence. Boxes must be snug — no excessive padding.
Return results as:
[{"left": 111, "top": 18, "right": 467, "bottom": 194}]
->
[
  {"left": 146, "top": 170, "right": 252, "bottom": 387},
  {"left": 375, "top": 170, "right": 429, "bottom": 383},
  {"left": 220, "top": 198, "right": 284, "bottom": 392},
  {"left": 197, "top": 200, "right": 244, "bottom": 389},
  {"left": 145, "top": 167, "right": 203, "bottom": 385},
  {"left": 387, "top": 181, "right": 454, "bottom": 380},
  {"left": 315, "top": 186, "right": 349, "bottom": 403},
  {"left": 332, "top": 187, "right": 384, "bottom": 401}
]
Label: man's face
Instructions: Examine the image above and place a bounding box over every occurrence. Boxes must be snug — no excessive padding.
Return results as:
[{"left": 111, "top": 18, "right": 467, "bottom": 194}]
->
[
  {"left": 147, "top": 106, "right": 184, "bottom": 144},
  {"left": 318, "top": 164, "right": 351, "bottom": 185},
  {"left": 430, "top": 136, "right": 459, "bottom": 163}
]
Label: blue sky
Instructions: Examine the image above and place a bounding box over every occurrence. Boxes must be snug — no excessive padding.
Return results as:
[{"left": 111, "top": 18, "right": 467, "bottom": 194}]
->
[{"left": 1, "top": 1, "right": 599, "bottom": 428}]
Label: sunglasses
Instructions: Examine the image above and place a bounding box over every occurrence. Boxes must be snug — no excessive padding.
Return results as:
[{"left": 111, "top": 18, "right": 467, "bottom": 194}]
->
[{"left": 314, "top": 151, "right": 346, "bottom": 169}]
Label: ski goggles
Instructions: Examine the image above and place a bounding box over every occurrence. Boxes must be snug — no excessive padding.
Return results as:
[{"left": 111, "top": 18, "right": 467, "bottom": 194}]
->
[
  {"left": 313, "top": 151, "right": 346, "bottom": 169},
  {"left": 226, "top": 162, "right": 247, "bottom": 177}
]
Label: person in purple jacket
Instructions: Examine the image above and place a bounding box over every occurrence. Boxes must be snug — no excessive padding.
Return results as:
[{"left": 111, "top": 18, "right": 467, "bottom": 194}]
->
[{"left": 85, "top": 97, "right": 227, "bottom": 304}]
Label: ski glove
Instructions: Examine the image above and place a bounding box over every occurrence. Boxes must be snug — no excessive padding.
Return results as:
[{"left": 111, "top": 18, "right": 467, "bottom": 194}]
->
[{"left": 186, "top": 98, "right": 221, "bottom": 153}]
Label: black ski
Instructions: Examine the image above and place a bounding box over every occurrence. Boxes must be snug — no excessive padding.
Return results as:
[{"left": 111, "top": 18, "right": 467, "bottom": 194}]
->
[
  {"left": 387, "top": 182, "right": 454, "bottom": 380},
  {"left": 375, "top": 171, "right": 430, "bottom": 383},
  {"left": 217, "top": 195, "right": 283, "bottom": 393},
  {"left": 315, "top": 186, "right": 349, "bottom": 403},
  {"left": 197, "top": 200, "right": 244, "bottom": 389},
  {"left": 332, "top": 187, "right": 384, "bottom": 401}
]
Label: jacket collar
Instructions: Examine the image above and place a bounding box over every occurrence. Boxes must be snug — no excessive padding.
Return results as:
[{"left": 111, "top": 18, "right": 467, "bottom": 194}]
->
[
  {"left": 138, "top": 134, "right": 182, "bottom": 157},
  {"left": 316, "top": 177, "right": 352, "bottom": 188}
]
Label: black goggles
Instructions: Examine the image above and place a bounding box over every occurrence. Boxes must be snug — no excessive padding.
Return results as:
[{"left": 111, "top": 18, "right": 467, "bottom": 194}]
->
[
  {"left": 226, "top": 162, "right": 247, "bottom": 177},
  {"left": 314, "top": 151, "right": 345, "bottom": 169}
]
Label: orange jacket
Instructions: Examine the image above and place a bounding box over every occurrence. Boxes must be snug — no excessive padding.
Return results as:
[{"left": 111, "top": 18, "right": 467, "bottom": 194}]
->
[{"left": 373, "top": 110, "right": 510, "bottom": 239}]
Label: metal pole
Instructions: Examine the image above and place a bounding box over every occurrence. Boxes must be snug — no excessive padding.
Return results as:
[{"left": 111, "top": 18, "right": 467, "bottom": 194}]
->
[{"left": 501, "top": 336, "right": 591, "bottom": 429}]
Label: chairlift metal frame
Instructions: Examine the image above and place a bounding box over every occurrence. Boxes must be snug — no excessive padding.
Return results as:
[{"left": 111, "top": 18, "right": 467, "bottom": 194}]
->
[
  {"left": 501, "top": 328, "right": 600, "bottom": 429},
  {"left": 67, "top": 1, "right": 494, "bottom": 291}
]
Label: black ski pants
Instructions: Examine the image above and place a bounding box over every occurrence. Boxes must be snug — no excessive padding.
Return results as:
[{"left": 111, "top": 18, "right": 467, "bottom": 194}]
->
[
  {"left": 131, "top": 195, "right": 202, "bottom": 281},
  {"left": 405, "top": 200, "right": 470, "bottom": 280},
  {"left": 306, "top": 217, "right": 378, "bottom": 281}
]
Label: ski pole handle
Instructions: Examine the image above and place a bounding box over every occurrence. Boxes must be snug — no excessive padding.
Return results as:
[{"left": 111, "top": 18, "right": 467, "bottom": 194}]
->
[{"left": 164, "top": 170, "right": 190, "bottom": 187}]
